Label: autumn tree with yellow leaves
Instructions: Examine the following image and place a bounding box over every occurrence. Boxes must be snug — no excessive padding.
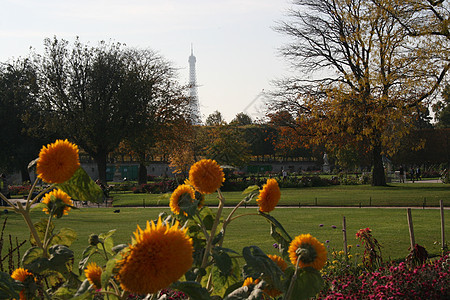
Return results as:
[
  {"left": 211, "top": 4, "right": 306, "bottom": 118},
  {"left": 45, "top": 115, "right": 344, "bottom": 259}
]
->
[{"left": 271, "top": 0, "right": 449, "bottom": 185}]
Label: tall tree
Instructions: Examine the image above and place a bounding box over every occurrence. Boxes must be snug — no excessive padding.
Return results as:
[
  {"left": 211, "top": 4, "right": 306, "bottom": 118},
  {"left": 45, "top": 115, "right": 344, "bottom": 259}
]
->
[
  {"left": 271, "top": 0, "right": 448, "bottom": 185},
  {"left": 119, "top": 48, "right": 190, "bottom": 184},
  {"left": 433, "top": 84, "right": 450, "bottom": 128},
  {"left": 205, "top": 110, "right": 226, "bottom": 126},
  {"left": 230, "top": 112, "right": 252, "bottom": 125},
  {"left": 0, "top": 59, "right": 47, "bottom": 182},
  {"left": 37, "top": 37, "right": 186, "bottom": 184}
]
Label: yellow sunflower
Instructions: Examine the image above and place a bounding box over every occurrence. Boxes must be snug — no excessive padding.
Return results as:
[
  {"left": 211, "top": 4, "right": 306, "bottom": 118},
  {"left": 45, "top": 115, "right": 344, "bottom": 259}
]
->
[
  {"left": 268, "top": 254, "right": 288, "bottom": 271},
  {"left": 11, "top": 268, "right": 32, "bottom": 282},
  {"left": 169, "top": 184, "right": 196, "bottom": 216},
  {"left": 116, "top": 217, "right": 193, "bottom": 294},
  {"left": 243, "top": 277, "right": 260, "bottom": 287},
  {"left": 243, "top": 277, "right": 274, "bottom": 299},
  {"left": 36, "top": 139, "right": 80, "bottom": 184},
  {"left": 85, "top": 262, "right": 102, "bottom": 290},
  {"left": 42, "top": 189, "right": 73, "bottom": 217},
  {"left": 188, "top": 159, "right": 224, "bottom": 194},
  {"left": 256, "top": 178, "right": 281, "bottom": 213},
  {"left": 288, "top": 234, "right": 327, "bottom": 270},
  {"left": 11, "top": 268, "right": 33, "bottom": 300}
]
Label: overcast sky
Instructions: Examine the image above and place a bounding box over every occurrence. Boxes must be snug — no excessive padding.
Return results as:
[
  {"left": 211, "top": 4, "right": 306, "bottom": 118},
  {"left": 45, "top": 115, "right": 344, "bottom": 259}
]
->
[{"left": 0, "top": 0, "right": 293, "bottom": 122}]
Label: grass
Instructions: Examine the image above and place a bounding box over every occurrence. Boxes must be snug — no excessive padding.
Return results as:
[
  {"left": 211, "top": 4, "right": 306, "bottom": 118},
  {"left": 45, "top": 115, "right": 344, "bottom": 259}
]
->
[
  {"left": 1, "top": 206, "right": 448, "bottom": 268},
  {"left": 111, "top": 183, "right": 450, "bottom": 207}
]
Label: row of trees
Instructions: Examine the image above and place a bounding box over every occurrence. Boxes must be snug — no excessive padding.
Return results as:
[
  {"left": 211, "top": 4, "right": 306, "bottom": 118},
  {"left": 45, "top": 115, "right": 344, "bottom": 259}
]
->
[
  {"left": 1, "top": 0, "right": 448, "bottom": 187},
  {"left": 0, "top": 37, "right": 191, "bottom": 184}
]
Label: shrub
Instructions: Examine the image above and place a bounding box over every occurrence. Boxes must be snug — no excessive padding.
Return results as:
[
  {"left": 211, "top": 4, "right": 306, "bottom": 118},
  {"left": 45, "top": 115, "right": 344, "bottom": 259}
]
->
[{"left": 8, "top": 185, "right": 31, "bottom": 196}]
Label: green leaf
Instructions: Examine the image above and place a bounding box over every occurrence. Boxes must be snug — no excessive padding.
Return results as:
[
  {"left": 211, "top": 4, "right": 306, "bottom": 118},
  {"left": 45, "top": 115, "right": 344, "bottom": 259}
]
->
[
  {"left": 242, "top": 246, "right": 284, "bottom": 292},
  {"left": 258, "top": 211, "right": 292, "bottom": 242},
  {"left": 171, "top": 281, "right": 211, "bottom": 300},
  {"left": 111, "top": 244, "right": 128, "bottom": 254},
  {"left": 22, "top": 247, "right": 48, "bottom": 273},
  {"left": 98, "top": 229, "right": 116, "bottom": 241},
  {"left": 72, "top": 279, "right": 94, "bottom": 299},
  {"left": 47, "top": 245, "right": 75, "bottom": 278},
  {"left": 270, "top": 223, "right": 292, "bottom": 261},
  {"left": 101, "top": 253, "right": 121, "bottom": 289},
  {"left": 30, "top": 203, "right": 47, "bottom": 212},
  {"left": 199, "top": 206, "right": 215, "bottom": 230},
  {"left": 57, "top": 167, "right": 103, "bottom": 203},
  {"left": 203, "top": 256, "right": 241, "bottom": 297},
  {"left": 212, "top": 230, "right": 224, "bottom": 245},
  {"left": 30, "top": 219, "right": 54, "bottom": 247},
  {"left": 178, "top": 193, "right": 200, "bottom": 217},
  {"left": 242, "top": 185, "right": 260, "bottom": 203},
  {"left": 212, "top": 248, "right": 233, "bottom": 276},
  {"left": 0, "top": 271, "right": 22, "bottom": 299},
  {"left": 242, "top": 185, "right": 259, "bottom": 195},
  {"left": 50, "top": 228, "right": 77, "bottom": 248},
  {"left": 185, "top": 267, "right": 206, "bottom": 281},
  {"left": 285, "top": 267, "right": 324, "bottom": 300}
]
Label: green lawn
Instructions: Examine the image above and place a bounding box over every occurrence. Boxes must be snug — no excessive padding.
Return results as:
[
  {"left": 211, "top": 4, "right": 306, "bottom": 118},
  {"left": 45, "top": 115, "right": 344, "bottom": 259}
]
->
[
  {"left": 1, "top": 206, "right": 448, "bottom": 267},
  {"left": 111, "top": 183, "right": 450, "bottom": 207}
]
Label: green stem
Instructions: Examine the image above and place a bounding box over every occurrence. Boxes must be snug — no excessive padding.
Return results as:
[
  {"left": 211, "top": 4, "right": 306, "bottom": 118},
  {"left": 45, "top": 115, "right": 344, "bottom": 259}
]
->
[
  {"left": 109, "top": 279, "right": 120, "bottom": 295},
  {"left": 198, "top": 189, "right": 225, "bottom": 283},
  {"left": 27, "top": 183, "right": 56, "bottom": 210},
  {"left": 24, "top": 177, "right": 39, "bottom": 208},
  {"left": 195, "top": 211, "right": 210, "bottom": 240},
  {"left": 219, "top": 199, "right": 257, "bottom": 248},
  {"left": 285, "top": 254, "right": 302, "bottom": 300},
  {"left": 42, "top": 212, "right": 54, "bottom": 254},
  {"left": 97, "top": 290, "right": 121, "bottom": 297},
  {"left": 101, "top": 242, "right": 109, "bottom": 260},
  {"left": 19, "top": 206, "right": 44, "bottom": 251},
  {"left": 0, "top": 192, "right": 19, "bottom": 213}
]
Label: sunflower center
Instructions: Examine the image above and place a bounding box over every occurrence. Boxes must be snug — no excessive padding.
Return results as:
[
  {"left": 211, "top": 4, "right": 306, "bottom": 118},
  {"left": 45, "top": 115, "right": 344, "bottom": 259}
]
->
[{"left": 296, "top": 243, "right": 317, "bottom": 264}]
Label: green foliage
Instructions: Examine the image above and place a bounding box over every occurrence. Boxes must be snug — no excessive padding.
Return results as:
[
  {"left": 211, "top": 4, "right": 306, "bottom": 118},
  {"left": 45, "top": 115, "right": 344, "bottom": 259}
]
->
[
  {"left": 58, "top": 167, "right": 104, "bottom": 203},
  {"left": 0, "top": 271, "right": 22, "bottom": 299},
  {"left": 284, "top": 267, "right": 324, "bottom": 300}
]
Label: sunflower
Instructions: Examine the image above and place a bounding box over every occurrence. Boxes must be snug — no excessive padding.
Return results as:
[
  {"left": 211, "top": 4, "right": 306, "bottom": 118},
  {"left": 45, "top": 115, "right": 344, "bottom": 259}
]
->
[
  {"left": 268, "top": 254, "right": 288, "bottom": 272},
  {"left": 188, "top": 159, "right": 224, "bottom": 194},
  {"left": 256, "top": 178, "right": 281, "bottom": 213},
  {"left": 11, "top": 268, "right": 33, "bottom": 300},
  {"left": 36, "top": 139, "right": 80, "bottom": 184},
  {"left": 288, "top": 234, "right": 327, "bottom": 270},
  {"left": 169, "top": 184, "right": 196, "bottom": 216},
  {"left": 11, "top": 268, "right": 32, "bottom": 282},
  {"left": 41, "top": 189, "right": 73, "bottom": 217},
  {"left": 243, "top": 277, "right": 260, "bottom": 287},
  {"left": 85, "top": 262, "right": 102, "bottom": 290},
  {"left": 116, "top": 217, "right": 193, "bottom": 294}
]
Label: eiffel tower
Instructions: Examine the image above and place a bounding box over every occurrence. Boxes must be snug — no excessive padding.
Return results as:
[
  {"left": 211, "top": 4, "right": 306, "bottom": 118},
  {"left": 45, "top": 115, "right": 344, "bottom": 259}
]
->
[{"left": 188, "top": 45, "right": 201, "bottom": 124}]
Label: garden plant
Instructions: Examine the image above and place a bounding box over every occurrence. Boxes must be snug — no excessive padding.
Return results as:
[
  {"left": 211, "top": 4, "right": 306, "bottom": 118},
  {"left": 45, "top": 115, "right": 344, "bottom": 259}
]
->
[{"left": 0, "top": 140, "right": 329, "bottom": 299}]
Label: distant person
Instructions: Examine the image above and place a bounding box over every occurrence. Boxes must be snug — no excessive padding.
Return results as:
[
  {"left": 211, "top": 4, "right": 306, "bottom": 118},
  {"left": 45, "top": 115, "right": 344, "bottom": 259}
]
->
[
  {"left": 399, "top": 166, "right": 405, "bottom": 183},
  {"left": 416, "top": 167, "right": 421, "bottom": 181},
  {"left": 410, "top": 168, "right": 415, "bottom": 183},
  {"left": 0, "top": 174, "right": 10, "bottom": 206},
  {"left": 282, "top": 169, "right": 287, "bottom": 181}
]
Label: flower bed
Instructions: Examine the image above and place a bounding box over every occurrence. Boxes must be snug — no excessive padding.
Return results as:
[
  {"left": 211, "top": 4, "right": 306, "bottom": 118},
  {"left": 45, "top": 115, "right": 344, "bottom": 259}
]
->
[{"left": 318, "top": 253, "right": 450, "bottom": 299}]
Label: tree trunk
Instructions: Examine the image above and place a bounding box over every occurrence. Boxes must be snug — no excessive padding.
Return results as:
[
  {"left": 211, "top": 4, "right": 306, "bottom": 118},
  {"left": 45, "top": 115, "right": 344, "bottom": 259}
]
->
[
  {"left": 372, "top": 144, "right": 386, "bottom": 186},
  {"left": 138, "top": 163, "right": 147, "bottom": 185},
  {"left": 20, "top": 164, "right": 31, "bottom": 183},
  {"left": 95, "top": 154, "right": 108, "bottom": 184}
]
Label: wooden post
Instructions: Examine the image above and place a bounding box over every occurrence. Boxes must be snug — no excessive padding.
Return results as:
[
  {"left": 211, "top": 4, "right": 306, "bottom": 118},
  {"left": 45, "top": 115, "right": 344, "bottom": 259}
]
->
[
  {"left": 407, "top": 208, "right": 415, "bottom": 250},
  {"left": 343, "top": 216, "right": 348, "bottom": 258},
  {"left": 441, "top": 200, "right": 445, "bottom": 250}
]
